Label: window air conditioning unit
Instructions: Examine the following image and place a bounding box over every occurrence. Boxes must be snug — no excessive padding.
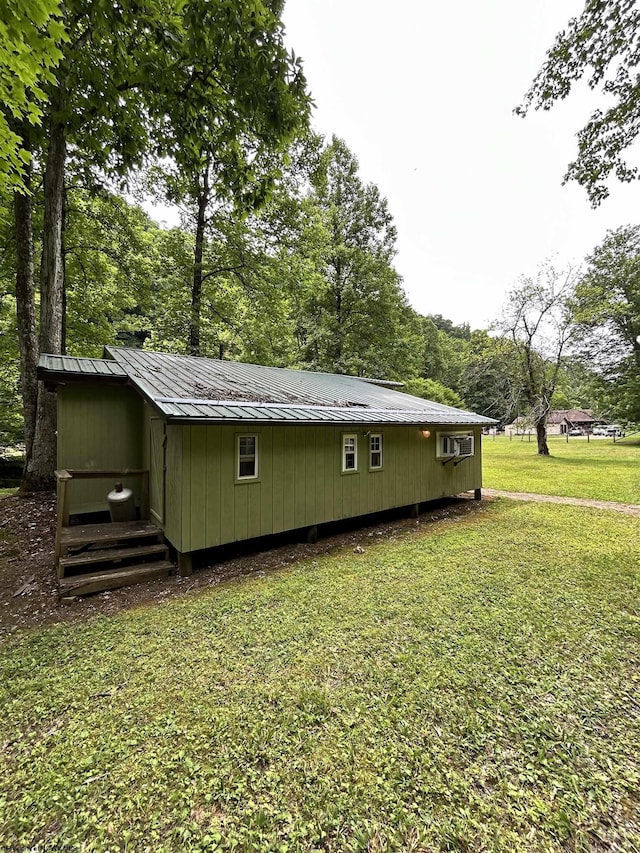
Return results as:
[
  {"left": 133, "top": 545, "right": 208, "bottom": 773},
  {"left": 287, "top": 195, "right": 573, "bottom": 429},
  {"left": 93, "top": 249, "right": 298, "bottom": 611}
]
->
[{"left": 439, "top": 433, "right": 475, "bottom": 458}]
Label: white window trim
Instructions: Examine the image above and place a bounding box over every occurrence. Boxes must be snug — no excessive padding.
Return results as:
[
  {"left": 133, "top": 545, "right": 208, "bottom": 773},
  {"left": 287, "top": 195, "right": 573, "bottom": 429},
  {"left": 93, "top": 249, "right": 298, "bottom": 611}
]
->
[
  {"left": 237, "top": 433, "right": 259, "bottom": 481},
  {"left": 369, "top": 432, "right": 383, "bottom": 470},
  {"left": 342, "top": 433, "right": 358, "bottom": 473}
]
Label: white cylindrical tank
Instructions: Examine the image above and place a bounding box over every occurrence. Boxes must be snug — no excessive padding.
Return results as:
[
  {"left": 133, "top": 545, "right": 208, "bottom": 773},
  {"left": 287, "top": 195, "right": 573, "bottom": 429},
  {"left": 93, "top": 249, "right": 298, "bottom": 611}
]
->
[{"left": 107, "top": 481, "right": 136, "bottom": 523}]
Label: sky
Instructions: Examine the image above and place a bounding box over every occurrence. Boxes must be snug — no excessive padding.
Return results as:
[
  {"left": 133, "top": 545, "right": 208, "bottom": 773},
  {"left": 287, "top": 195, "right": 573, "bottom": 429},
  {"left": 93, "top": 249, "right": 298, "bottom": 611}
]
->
[{"left": 280, "top": 0, "right": 640, "bottom": 330}]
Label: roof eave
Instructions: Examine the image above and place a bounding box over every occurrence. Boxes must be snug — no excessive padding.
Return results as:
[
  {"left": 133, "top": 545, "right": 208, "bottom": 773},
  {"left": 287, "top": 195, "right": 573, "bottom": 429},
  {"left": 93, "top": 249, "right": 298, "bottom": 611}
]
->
[
  {"left": 165, "top": 415, "right": 496, "bottom": 427},
  {"left": 37, "top": 366, "right": 129, "bottom": 389}
]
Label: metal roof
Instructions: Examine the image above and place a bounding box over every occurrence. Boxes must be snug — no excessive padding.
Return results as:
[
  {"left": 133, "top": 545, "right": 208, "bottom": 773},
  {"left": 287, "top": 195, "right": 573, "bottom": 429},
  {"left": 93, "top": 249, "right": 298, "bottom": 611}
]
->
[
  {"left": 38, "top": 354, "right": 127, "bottom": 379},
  {"left": 107, "top": 347, "right": 495, "bottom": 426},
  {"left": 39, "top": 347, "right": 496, "bottom": 426}
]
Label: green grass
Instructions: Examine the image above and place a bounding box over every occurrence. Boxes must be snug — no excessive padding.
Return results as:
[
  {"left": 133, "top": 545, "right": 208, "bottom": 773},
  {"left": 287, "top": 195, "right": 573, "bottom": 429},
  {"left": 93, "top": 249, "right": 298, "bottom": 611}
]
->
[
  {"left": 483, "top": 435, "right": 640, "bottom": 503},
  {"left": 1, "top": 501, "right": 639, "bottom": 852},
  {"left": 0, "top": 487, "right": 19, "bottom": 499}
]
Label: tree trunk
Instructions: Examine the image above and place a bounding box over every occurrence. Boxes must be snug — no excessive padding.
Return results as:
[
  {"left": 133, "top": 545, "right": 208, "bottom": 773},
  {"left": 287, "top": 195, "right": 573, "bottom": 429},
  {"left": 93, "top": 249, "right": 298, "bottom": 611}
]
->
[
  {"left": 39, "top": 110, "right": 66, "bottom": 355},
  {"left": 61, "top": 187, "right": 68, "bottom": 354},
  {"left": 23, "top": 99, "right": 67, "bottom": 492},
  {"left": 189, "top": 166, "right": 210, "bottom": 356},
  {"left": 331, "top": 257, "right": 343, "bottom": 369},
  {"left": 536, "top": 419, "right": 550, "bottom": 456},
  {"left": 14, "top": 165, "right": 39, "bottom": 470},
  {"left": 26, "top": 391, "right": 59, "bottom": 490}
]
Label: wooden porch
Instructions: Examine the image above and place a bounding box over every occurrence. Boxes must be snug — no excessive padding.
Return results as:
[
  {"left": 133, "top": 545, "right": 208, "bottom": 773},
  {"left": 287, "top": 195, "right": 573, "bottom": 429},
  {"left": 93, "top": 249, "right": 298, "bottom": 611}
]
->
[{"left": 55, "top": 469, "right": 174, "bottom": 597}]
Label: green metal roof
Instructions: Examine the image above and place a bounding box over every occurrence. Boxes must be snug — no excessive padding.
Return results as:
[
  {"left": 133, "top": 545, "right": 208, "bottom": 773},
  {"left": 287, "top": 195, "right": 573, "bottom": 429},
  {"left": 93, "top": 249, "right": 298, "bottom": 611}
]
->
[
  {"left": 39, "top": 348, "right": 497, "bottom": 427},
  {"left": 38, "top": 354, "right": 127, "bottom": 380}
]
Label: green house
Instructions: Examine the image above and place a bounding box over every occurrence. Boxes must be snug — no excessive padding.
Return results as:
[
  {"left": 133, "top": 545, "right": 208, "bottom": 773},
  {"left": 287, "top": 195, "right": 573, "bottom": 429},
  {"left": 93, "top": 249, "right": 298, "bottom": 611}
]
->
[{"left": 39, "top": 347, "right": 495, "bottom": 578}]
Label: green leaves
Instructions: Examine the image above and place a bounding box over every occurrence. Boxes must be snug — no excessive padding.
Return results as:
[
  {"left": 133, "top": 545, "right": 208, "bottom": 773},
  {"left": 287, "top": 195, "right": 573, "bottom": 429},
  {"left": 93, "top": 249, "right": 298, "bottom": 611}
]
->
[
  {"left": 295, "top": 136, "right": 422, "bottom": 380},
  {"left": 0, "top": 0, "right": 66, "bottom": 194},
  {"left": 572, "top": 225, "right": 640, "bottom": 424},
  {"left": 63, "top": 188, "right": 162, "bottom": 354},
  {"left": 401, "top": 377, "right": 464, "bottom": 408},
  {"left": 517, "top": 0, "right": 640, "bottom": 205}
]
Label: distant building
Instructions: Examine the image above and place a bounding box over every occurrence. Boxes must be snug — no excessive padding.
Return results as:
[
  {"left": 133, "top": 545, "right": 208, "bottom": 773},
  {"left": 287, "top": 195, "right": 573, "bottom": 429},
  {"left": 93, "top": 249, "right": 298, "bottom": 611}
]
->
[{"left": 507, "top": 409, "right": 597, "bottom": 435}]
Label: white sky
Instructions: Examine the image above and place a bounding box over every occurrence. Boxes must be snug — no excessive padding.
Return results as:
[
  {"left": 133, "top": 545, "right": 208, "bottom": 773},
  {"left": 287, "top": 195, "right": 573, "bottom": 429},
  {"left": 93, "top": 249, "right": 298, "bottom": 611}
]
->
[{"left": 281, "top": 0, "right": 640, "bottom": 329}]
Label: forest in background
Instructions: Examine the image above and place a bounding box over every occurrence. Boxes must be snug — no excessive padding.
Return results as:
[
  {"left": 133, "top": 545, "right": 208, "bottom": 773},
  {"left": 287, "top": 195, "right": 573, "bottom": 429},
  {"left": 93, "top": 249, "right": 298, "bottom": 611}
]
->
[
  {"left": 2, "top": 0, "right": 639, "bottom": 476},
  {"left": 2, "top": 130, "right": 636, "bottom": 451},
  {"left": 1, "top": 127, "right": 639, "bottom": 456}
]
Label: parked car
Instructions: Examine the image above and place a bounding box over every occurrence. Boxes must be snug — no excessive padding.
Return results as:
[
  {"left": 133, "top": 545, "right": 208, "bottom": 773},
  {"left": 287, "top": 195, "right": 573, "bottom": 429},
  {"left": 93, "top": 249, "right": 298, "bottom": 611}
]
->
[
  {"left": 606, "top": 424, "right": 623, "bottom": 436},
  {"left": 592, "top": 426, "right": 607, "bottom": 436},
  {"left": 568, "top": 428, "right": 583, "bottom": 436}
]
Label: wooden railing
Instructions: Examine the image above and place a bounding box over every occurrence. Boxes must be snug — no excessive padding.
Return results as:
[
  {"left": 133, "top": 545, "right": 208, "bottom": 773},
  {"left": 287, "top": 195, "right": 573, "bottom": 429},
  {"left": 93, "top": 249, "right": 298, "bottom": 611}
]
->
[{"left": 55, "top": 469, "right": 150, "bottom": 560}]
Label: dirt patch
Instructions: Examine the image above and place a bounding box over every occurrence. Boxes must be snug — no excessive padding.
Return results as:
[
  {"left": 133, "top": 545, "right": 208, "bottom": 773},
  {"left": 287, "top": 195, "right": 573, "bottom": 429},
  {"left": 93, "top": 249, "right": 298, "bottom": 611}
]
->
[
  {"left": 0, "top": 492, "right": 59, "bottom": 638},
  {"left": 0, "top": 492, "right": 488, "bottom": 639},
  {"left": 482, "top": 488, "right": 640, "bottom": 517}
]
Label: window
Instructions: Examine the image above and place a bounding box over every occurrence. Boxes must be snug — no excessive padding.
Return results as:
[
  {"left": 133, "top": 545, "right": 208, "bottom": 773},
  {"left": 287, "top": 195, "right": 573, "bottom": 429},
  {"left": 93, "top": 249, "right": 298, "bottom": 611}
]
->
[
  {"left": 342, "top": 434, "right": 358, "bottom": 472},
  {"left": 369, "top": 433, "right": 383, "bottom": 470},
  {"left": 237, "top": 434, "right": 259, "bottom": 480},
  {"left": 437, "top": 432, "right": 475, "bottom": 459}
]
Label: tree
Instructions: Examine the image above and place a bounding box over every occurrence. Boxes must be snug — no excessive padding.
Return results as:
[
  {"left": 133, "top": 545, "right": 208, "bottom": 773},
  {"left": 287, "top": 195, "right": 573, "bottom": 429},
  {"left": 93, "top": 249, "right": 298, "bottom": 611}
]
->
[
  {"left": 401, "top": 378, "right": 464, "bottom": 408},
  {"left": 427, "top": 314, "right": 471, "bottom": 341},
  {"left": 143, "top": 216, "right": 300, "bottom": 365},
  {"left": 436, "top": 331, "right": 469, "bottom": 394},
  {"left": 299, "top": 136, "right": 422, "bottom": 379},
  {"left": 0, "top": 0, "right": 65, "bottom": 195},
  {"left": 457, "top": 330, "right": 520, "bottom": 425},
  {"left": 0, "top": 292, "right": 23, "bottom": 453},
  {"left": 63, "top": 189, "right": 162, "bottom": 354},
  {"left": 552, "top": 356, "right": 605, "bottom": 414},
  {"left": 572, "top": 225, "right": 640, "bottom": 423},
  {"left": 13, "top": 0, "right": 310, "bottom": 490},
  {"left": 149, "top": 1, "right": 310, "bottom": 357},
  {"left": 516, "top": 0, "right": 640, "bottom": 205},
  {"left": 144, "top": 136, "right": 321, "bottom": 365},
  {"left": 496, "top": 265, "right": 578, "bottom": 455},
  {"left": 1, "top": 187, "right": 164, "bottom": 449},
  {"left": 14, "top": 0, "right": 187, "bottom": 489},
  {"left": 419, "top": 317, "right": 445, "bottom": 381}
]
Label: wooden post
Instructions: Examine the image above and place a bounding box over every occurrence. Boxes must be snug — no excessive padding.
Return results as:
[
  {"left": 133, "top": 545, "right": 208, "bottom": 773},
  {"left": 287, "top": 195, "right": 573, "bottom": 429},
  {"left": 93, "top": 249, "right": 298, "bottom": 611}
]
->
[
  {"left": 55, "top": 470, "right": 72, "bottom": 567},
  {"left": 409, "top": 503, "right": 419, "bottom": 519},
  {"left": 140, "top": 470, "right": 150, "bottom": 520},
  {"left": 177, "top": 551, "right": 193, "bottom": 577},
  {"left": 306, "top": 525, "right": 318, "bottom": 544},
  {"left": 474, "top": 488, "right": 482, "bottom": 501}
]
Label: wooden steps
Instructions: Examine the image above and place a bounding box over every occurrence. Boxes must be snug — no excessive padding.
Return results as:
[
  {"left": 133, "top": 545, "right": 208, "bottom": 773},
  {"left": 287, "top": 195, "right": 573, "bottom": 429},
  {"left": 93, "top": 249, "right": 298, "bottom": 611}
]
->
[
  {"left": 56, "top": 519, "right": 174, "bottom": 597},
  {"left": 59, "top": 561, "right": 174, "bottom": 596},
  {"left": 59, "top": 519, "right": 162, "bottom": 549},
  {"left": 59, "top": 542, "right": 169, "bottom": 571}
]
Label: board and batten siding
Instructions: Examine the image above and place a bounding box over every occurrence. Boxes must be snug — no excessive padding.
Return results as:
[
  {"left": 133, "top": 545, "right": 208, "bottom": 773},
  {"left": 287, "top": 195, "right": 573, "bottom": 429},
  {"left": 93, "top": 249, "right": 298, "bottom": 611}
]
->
[
  {"left": 164, "top": 424, "right": 482, "bottom": 554},
  {"left": 142, "top": 401, "right": 168, "bottom": 526},
  {"left": 57, "top": 384, "right": 142, "bottom": 514}
]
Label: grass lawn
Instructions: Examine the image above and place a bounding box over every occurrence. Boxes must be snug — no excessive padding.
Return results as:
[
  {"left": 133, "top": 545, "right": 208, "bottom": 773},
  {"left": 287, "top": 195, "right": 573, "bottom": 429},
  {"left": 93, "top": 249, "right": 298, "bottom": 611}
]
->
[
  {"left": 0, "top": 487, "right": 19, "bottom": 499},
  {"left": 1, "top": 500, "right": 639, "bottom": 852},
  {"left": 482, "top": 435, "right": 640, "bottom": 504}
]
